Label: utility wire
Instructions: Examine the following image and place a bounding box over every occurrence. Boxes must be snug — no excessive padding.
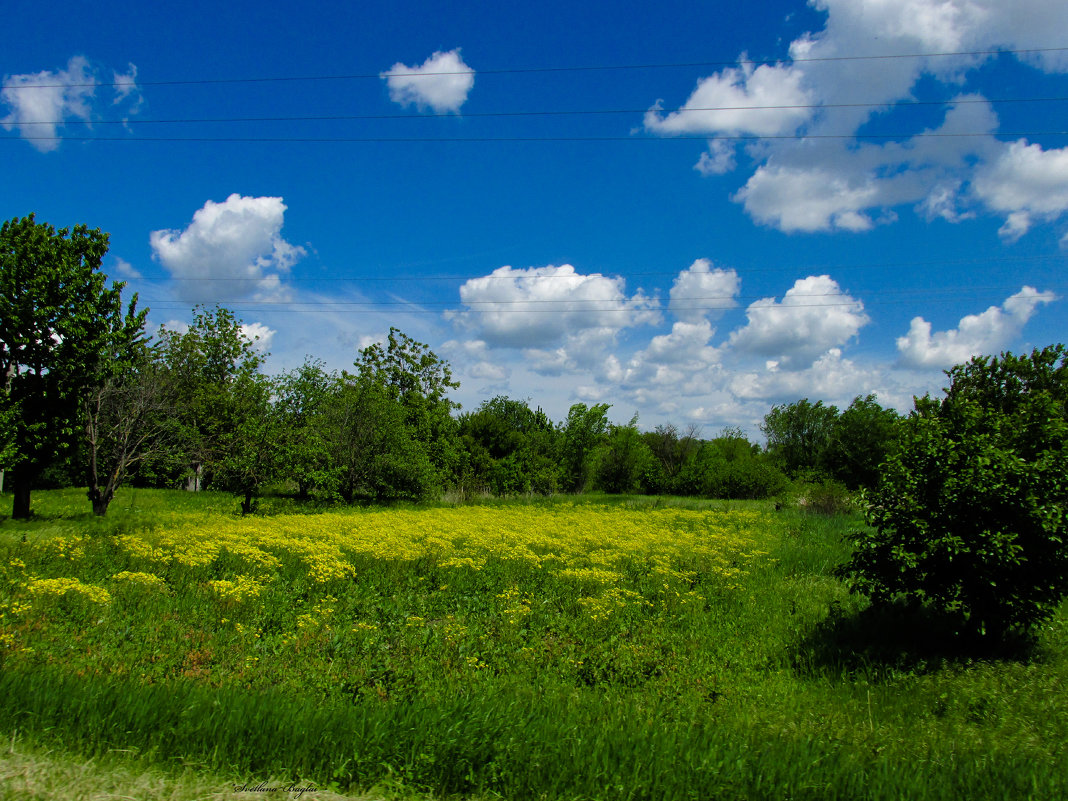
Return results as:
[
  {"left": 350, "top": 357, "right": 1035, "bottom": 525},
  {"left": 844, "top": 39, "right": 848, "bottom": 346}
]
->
[
  {"left": 12, "top": 131, "right": 1068, "bottom": 143},
  {"left": 12, "top": 96, "right": 1068, "bottom": 126},
  {"left": 7, "top": 46, "right": 1068, "bottom": 89}
]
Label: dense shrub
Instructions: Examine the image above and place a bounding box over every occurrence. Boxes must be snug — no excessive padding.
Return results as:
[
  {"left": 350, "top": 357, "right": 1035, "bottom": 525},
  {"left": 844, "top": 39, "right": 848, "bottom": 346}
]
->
[{"left": 841, "top": 346, "right": 1068, "bottom": 639}]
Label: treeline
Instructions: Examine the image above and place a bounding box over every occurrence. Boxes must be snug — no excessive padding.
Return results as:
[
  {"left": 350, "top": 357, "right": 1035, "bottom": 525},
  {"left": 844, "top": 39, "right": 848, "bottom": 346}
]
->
[
  {"left": 0, "top": 215, "right": 903, "bottom": 518},
  {"left": 12, "top": 302, "right": 905, "bottom": 517}
]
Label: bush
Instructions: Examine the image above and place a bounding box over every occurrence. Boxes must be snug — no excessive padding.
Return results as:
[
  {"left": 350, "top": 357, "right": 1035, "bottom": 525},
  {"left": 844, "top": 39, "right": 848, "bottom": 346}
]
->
[
  {"left": 802, "top": 479, "right": 854, "bottom": 516},
  {"left": 840, "top": 346, "right": 1068, "bottom": 640}
]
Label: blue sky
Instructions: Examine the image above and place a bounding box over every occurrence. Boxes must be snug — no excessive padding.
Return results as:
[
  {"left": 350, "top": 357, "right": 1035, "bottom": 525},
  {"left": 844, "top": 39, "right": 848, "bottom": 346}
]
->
[{"left": 4, "top": 0, "right": 1067, "bottom": 435}]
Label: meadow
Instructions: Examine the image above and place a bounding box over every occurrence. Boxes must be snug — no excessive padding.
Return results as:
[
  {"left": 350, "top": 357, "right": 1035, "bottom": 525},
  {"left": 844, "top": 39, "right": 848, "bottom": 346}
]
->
[{"left": 1, "top": 488, "right": 1066, "bottom": 800}]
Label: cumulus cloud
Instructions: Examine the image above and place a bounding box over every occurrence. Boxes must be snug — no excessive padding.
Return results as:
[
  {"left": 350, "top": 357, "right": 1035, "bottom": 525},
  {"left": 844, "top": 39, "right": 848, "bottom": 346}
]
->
[
  {"left": 448, "top": 264, "right": 658, "bottom": 348},
  {"left": 644, "top": 62, "right": 812, "bottom": 137},
  {"left": 240, "top": 322, "right": 276, "bottom": 352},
  {"left": 381, "top": 49, "right": 474, "bottom": 113},
  {"left": 727, "top": 275, "right": 870, "bottom": 368},
  {"left": 896, "top": 286, "right": 1058, "bottom": 368},
  {"left": 2, "top": 56, "right": 96, "bottom": 151},
  {"left": 1, "top": 55, "right": 142, "bottom": 151},
  {"left": 112, "top": 257, "right": 141, "bottom": 280},
  {"left": 149, "top": 194, "right": 306, "bottom": 304},
  {"left": 646, "top": 0, "right": 1068, "bottom": 236},
  {"left": 972, "top": 140, "right": 1068, "bottom": 241},
  {"left": 668, "top": 259, "right": 740, "bottom": 322}
]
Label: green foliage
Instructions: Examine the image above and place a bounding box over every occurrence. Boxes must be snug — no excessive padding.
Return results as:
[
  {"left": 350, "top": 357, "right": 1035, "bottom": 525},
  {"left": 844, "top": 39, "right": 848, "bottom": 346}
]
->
[
  {"left": 318, "top": 373, "right": 437, "bottom": 503},
  {"left": 354, "top": 328, "right": 460, "bottom": 487},
  {"left": 211, "top": 372, "right": 282, "bottom": 514},
  {"left": 842, "top": 346, "right": 1068, "bottom": 640},
  {"left": 457, "top": 396, "right": 558, "bottom": 496},
  {"left": 0, "top": 214, "right": 145, "bottom": 518},
  {"left": 675, "top": 428, "right": 788, "bottom": 499},
  {"left": 155, "top": 306, "right": 266, "bottom": 490},
  {"left": 592, "top": 417, "right": 657, "bottom": 494},
  {"left": 824, "top": 394, "right": 902, "bottom": 490},
  {"left": 557, "top": 403, "right": 610, "bottom": 492},
  {"left": 762, "top": 398, "right": 839, "bottom": 479},
  {"left": 273, "top": 359, "right": 336, "bottom": 498}
]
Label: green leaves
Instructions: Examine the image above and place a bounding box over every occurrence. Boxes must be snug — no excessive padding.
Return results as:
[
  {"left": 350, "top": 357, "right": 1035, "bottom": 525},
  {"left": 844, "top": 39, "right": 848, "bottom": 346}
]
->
[
  {"left": 0, "top": 214, "right": 145, "bottom": 517},
  {"left": 842, "top": 345, "right": 1068, "bottom": 640}
]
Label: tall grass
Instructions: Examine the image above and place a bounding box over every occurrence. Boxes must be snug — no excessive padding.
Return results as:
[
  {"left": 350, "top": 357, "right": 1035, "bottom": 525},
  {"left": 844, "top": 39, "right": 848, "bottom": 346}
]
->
[{"left": 1, "top": 489, "right": 1066, "bottom": 799}]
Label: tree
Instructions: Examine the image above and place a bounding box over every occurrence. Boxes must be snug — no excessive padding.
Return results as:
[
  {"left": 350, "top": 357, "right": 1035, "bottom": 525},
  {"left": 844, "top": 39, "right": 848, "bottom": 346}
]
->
[
  {"left": 212, "top": 372, "right": 282, "bottom": 514},
  {"left": 558, "top": 403, "right": 611, "bottom": 493},
  {"left": 457, "top": 396, "right": 558, "bottom": 496},
  {"left": 84, "top": 346, "right": 178, "bottom": 516},
  {"left": 0, "top": 214, "right": 145, "bottom": 518},
  {"left": 157, "top": 306, "right": 265, "bottom": 490},
  {"left": 354, "top": 328, "right": 460, "bottom": 486},
  {"left": 841, "top": 346, "right": 1068, "bottom": 640},
  {"left": 761, "top": 399, "right": 839, "bottom": 478},
  {"left": 593, "top": 416, "right": 657, "bottom": 494},
  {"left": 274, "top": 359, "right": 336, "bottom": 498},
  {"left": 318, "top": 373, "right": 436, "bottom": 503},
  {"left": 824, "top": 394, "right": 902, "bottom": 490}
]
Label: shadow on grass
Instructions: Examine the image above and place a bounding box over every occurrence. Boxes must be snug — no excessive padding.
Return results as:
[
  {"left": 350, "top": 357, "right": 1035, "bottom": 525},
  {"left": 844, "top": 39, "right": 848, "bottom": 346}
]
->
[{"left": 792, "top": 601, "right": 1039, "bottom": 680}]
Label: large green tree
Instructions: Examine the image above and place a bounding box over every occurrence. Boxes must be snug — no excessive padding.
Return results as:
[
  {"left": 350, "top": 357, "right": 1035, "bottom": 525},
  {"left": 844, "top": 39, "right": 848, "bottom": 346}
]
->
[
  {"left": 0, "top": 215, "right": 144, "bottom": 518},
  {"left": 842, "top": 346, "right": 1068, "bottom": 640},
  {"left": 156, "top": 305, "right": 265, "bottom": 490},
  {"left": 761, "top": 398, "right": 839, "bottom": 478}
]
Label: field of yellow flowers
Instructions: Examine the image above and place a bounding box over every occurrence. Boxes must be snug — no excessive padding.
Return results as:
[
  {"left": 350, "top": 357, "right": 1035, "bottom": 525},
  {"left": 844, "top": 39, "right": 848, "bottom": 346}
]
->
[{"left": 1, "top": 490, "right": 1067, "bottom": 801}]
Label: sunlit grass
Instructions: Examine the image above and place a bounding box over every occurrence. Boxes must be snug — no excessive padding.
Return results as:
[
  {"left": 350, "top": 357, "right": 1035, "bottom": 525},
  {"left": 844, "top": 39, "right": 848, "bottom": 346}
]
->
[{"left": 1, "top": 489, "right": 1066, "bottom": 800}]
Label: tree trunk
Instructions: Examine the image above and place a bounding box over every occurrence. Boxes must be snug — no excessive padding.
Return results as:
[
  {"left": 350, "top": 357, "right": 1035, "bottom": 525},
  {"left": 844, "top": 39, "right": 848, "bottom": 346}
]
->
[
  {"left": 241, "top": 490, "right": 254, "bottom": 515},
  {"left": 11, "top": 467, "right": 32, "bottom": 519},
  {"left": 87, "top": 487, "right": 113, "bottom": 517}
]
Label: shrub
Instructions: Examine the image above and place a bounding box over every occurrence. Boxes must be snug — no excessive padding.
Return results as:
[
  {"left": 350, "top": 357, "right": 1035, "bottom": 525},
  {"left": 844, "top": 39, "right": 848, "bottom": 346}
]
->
[{"left": 840, "top": 346, "right": 1068, "bottom": 640}]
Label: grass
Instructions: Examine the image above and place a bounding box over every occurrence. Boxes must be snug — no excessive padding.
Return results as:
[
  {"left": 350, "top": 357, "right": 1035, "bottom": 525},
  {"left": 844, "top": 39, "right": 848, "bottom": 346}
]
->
[{"left": 1, "top": 487, "right": 1066, "bottom": 799}]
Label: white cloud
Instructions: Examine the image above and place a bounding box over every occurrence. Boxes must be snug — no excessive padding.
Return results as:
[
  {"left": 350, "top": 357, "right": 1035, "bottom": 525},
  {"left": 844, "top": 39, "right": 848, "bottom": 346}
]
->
[
  {"left": 727, "top": 275, "right": 870, "bottom": 368},
  {"left": 972, "top": 140, "right": 1068, "bottom": 241},
  {"left": 694, "top": 140, "right": 737, "bottom": 176},
  {"left": 668, "top": 259, "right": 740, "bottom": 323},
  {"left": 647, "top": 0, "right": 1068, "bottom": 236},
  {"left": 735, "top": 164, "right": 881, "bottom": 233},
  {"left": 2, "top": 56, "right": 96, "bottom": 151},
  {"left": 381, "top": 49, "right": 474, "bottom": 113},
  {"left": 112, "top": 63, "right": 141, "bottom": 107},
  {"left": 149, "top": 194, "right": 306, "bottom": 304},
  {"left": 896, "top": 286, "right": 1058, "bottom": 368},
  {"left": 644, "top": 61, "right": 812, "bottom": 136},
  {"left": 112, "top": 257, "right": 141, "bottom": 279},
  {"left": 240, "top": 322, "right": 276, "bottom": 352},
  {"left": 448, "top": 264, "right": 658, "bottom": 348}
]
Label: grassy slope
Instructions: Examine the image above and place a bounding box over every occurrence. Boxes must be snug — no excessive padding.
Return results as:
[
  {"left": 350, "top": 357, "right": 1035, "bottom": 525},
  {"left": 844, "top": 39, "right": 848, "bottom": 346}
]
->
[{"left": 1, "top": 488, "right": 1066, "bottom": 800}]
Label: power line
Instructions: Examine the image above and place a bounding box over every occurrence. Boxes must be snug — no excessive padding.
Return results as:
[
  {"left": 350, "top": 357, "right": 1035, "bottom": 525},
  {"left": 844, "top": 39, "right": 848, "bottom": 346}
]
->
[
  {"left": 6, "top": 46, "right": 1068, "bottom": 89},
  {"left": 11, "top": 130, "right": 1068, "bottom": 144},
  {"left": 12, "top": 96, "right": 1068, "bottom": 126}
]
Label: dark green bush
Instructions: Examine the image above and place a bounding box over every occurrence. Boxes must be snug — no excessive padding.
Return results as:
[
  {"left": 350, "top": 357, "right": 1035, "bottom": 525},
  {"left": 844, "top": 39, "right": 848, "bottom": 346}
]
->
[{"left": 841, "top": 346, "right": 1068, "bottom": 640}]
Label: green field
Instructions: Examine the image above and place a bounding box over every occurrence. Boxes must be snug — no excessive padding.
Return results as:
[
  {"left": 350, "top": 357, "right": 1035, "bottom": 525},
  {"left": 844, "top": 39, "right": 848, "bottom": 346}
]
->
[{"left": 1, "top": 488, "right": 1066, "bottom": 800}]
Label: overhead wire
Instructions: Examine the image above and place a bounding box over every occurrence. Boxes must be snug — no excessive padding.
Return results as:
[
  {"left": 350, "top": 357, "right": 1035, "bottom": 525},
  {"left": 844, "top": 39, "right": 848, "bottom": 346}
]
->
[{"left": 6, "top": 46, "right": 1068, "bottom": 89}]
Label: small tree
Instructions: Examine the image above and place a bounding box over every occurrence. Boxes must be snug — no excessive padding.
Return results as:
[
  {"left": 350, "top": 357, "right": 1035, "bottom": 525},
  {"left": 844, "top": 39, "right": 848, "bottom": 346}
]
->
[
  {"left": 841, "top": 346, "right": 1068, "bottom": 640},
  {"left": 824, "top": 394, "right": 902, "bottom": 490},
  {"left": 84, "top": 348, "right": 178, "bottom": 516},
  {"left": 761, "top": 398, "right": 838, "bottom": 479},
  {"left": 558, "top": 403, "right": 610, "bottom": 493}
]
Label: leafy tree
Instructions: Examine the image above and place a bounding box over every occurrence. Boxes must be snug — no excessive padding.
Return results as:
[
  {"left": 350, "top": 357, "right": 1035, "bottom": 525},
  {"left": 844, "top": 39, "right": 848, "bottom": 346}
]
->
[
  {"left": 842, "top": 346, "right": 1068, "bottom": 640},
  {"left": 157, "top": 306, "right": 265, "bottom": 490},
  {"left": 643, "top": 423, "right": 701, "bottom": 492},
  {"left": 676, "top": 428, "right": 787, "bottom": 500},
  {"left": 761, "top": 398, "right": 839, "bottom": 478},
  {"left": 84, "top": 345, "right": 178, "bottom": 516},
  {"left": 824, "top": 394, "right": 902, "bottom": 490},
  {"left": 593, "top": 416, "right": 658, "bottom": 494},
  {"left": 318, "top": 373, "right": 436, "bottom": 503},
  {"left": 0, "top": 214, "right": 145, "bottom": 518},
  {"left": 458, "top": 396, "right": 558, "bottom": 495},
  {"left": 354, "top": 328, "right": 460, "bottom": 485},
  {"left": 212, "top": 372, "right": 282, "bottom": 514},
  {"left": 274, "top": 359, "right": 336, "bottom": 498},
  {"left": 558, "top": 403, "right": 611, "bottom": 493}
]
